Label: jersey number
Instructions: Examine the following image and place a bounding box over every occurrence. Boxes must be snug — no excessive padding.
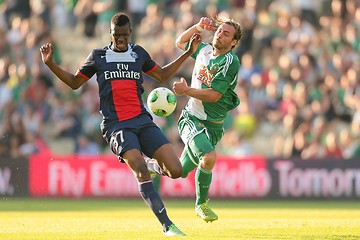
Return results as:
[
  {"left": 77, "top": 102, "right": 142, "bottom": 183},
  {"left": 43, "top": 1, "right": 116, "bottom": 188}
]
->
[{"left": 110, "top": 130, "right": 124, "bottom": 154}]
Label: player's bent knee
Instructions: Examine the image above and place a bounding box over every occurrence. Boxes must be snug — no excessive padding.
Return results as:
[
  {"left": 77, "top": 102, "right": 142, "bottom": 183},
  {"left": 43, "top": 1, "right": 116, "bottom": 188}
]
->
[
  {"left": 201, "top": 151, "right": 217, "bottom": 170},
  {"left": 167, "top": 166, "right": 182, "bottom": 179}
]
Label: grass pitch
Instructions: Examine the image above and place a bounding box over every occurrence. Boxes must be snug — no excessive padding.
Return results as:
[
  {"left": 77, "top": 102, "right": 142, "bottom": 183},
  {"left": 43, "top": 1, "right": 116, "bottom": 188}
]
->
[{"left": 0, "top": 198, "right": 360, "bottom": 239}]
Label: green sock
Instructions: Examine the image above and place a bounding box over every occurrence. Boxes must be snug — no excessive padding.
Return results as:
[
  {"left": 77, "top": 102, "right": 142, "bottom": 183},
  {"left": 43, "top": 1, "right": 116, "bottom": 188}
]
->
[
  {"left": 180, "top": 149, "right": 198, "bottom": 178},
  {"left": 195, "top": 166, "right": 212, "bottom": 206}
]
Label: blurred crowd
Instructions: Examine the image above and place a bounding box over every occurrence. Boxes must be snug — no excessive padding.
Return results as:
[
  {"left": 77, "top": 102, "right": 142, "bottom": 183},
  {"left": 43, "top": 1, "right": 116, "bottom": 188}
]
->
[{"left": 0, "top": 0, "right": 359, "bottom": 160}]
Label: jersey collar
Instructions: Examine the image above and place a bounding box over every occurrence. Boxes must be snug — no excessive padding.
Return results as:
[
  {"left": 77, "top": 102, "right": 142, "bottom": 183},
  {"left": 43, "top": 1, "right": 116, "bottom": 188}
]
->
[{"left": 109, "top": 43, "right": 131, "bottom": 53}]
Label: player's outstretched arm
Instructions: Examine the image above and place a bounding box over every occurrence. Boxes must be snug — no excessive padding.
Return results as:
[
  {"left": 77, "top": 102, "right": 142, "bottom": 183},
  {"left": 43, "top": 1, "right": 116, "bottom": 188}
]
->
[
  {"left": 176, "top": 17, "right": 216, "bottom": 51},
  {"left": 40, "top": 43, "right": 87, "bottom": 90},
  {"left": 173, "top": 77, "right": 221, "bottom": 102},
  {"left": 148, "top": 33, "right": 201, "bottom": 82}
]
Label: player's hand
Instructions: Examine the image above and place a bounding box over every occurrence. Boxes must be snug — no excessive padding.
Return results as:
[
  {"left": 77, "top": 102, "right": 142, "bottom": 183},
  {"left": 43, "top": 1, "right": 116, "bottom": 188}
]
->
[
  {"left": 187, "top": 33, "right": 201, "bottom": 54},
  {"left": 197, "top": 17, "right": 217, "bottom": 32},
  {"left": 39, "top": 43, "right": 54, "bottom": 65},
  {"left": 173, "top": 77, "right": 189, "bottom": 95}
]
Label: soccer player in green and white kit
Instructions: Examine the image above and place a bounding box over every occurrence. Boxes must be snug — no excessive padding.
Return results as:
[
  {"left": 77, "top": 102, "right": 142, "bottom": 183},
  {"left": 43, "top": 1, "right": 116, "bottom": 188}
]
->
[{"left": 173, "top": 16, "right": 242, "bottom": 222}]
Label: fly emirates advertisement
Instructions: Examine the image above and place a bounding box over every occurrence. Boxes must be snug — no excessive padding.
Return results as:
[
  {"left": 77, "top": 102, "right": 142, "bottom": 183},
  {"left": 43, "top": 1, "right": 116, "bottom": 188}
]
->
[{"left": 28, "top": 154, "right": 360, "bottom": 199}]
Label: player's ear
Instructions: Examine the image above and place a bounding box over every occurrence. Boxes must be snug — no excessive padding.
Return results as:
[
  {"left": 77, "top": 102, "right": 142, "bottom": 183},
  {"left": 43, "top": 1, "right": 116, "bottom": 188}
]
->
[{"left": 230, "top": 39, "right": 238, "bottom": 49}]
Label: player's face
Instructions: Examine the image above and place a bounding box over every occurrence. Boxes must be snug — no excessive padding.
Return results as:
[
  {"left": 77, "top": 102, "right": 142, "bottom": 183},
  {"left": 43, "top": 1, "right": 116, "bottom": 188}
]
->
[
  {"left": 212, "top": 23, "right": 237, "bottom": 51},
  {"left": 110, "top": 23, "right": 132, "bottom": 51}
]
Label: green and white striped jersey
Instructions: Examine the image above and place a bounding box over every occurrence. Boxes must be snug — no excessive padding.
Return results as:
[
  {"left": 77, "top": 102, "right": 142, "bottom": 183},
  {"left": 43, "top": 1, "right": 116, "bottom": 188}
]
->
[{"left": 185, "top": 42, "right": 240, "bottom": 122}]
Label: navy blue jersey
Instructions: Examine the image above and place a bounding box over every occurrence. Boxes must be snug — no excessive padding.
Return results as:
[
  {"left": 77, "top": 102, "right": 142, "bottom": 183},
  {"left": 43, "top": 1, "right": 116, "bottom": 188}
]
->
[{"left": 77, "top": 44, "right": 158, "bottom": 130}]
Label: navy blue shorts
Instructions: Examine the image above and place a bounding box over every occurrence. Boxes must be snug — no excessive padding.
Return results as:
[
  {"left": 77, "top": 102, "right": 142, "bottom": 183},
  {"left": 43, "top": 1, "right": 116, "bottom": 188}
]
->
[{"left": 102, "top": 113, "right": 169, "bottom": 162}]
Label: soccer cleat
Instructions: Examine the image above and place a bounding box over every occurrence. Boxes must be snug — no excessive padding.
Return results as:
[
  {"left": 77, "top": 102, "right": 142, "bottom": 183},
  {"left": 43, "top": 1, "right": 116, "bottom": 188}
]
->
[
  {"left": 163, "top": 223, "right": 186, "bottom": 237},
  {"left": 144, "top": 156, "right": 157, "bottom": 177},
  {"left": 195, "top": 199, "right": 218, "bottom": 223},
  {"left": 148, "top": 167, "right": 157, "bottom": 178}
]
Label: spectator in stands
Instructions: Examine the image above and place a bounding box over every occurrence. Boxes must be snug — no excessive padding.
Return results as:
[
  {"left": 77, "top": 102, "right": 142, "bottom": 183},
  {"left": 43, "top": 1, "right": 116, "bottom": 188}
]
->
[
  {"left": 1, "top": 0, "right": 31, "bottom": 28},
  {"left": 323, "top": 130, "right": 342, "bottom": 158},
  {"left": 75, "top": 134, "right": 101, "bottom": 155},
  {"left": 339, "top": 127, "right": 360, "bottom": 159},
  {"left": 0, "top": 138, "right": 10, "bottom": 158},
  {"left": 21, "top": 102, "right": 43, "bottom": 138},
  {"left": 74, "top": 0, "right": 98, "bottom": 37},
  {"left": 0, "top": 0, "right": 359, "bottom": 161},
  {"left": 51, "top": 101, "right": 82, "bottom": 145},
  {"left": 301, "top": 135, "right": 326, "bottom": 160}
]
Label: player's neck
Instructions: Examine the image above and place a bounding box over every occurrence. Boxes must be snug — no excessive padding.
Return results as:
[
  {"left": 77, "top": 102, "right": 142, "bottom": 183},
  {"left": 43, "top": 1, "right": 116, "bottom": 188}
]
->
[
  {"left": 213, "top": 47, "right": 231, "bottom": 56},
  {"left": 110, "top": 43, "right": 128, "bottom": 52}
]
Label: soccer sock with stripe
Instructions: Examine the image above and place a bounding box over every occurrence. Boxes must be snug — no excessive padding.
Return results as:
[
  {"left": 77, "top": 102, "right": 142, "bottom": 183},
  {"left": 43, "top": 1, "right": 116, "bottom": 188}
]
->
[
  {"left": 195, "top": 165, "right": 212, "bottom": 206},
  {"left": 139, "top": 181, "right": 172, "bottom": 231},
  {"left": 180, "top": 149, "right": 198, "bottom": 178}
]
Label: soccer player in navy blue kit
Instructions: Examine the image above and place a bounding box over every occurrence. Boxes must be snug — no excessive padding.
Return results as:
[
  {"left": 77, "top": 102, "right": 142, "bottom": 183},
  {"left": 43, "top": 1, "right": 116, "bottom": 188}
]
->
[{"left": 40, "top": 12, "right": 200, "bottom": 237}]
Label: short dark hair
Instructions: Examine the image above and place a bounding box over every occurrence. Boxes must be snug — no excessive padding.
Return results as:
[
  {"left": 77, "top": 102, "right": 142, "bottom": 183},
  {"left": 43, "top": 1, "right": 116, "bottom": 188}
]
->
[{"left": 111, "top": 13, "right": 131, "bottom": 28}]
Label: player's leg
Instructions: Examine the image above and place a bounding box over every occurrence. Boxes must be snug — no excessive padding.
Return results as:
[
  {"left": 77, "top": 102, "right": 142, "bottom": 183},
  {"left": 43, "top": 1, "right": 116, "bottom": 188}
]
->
[
  {"left": 143, "top": 145, "right": 197, "bottom": 179},
  {"left": 189, "top": 134, "right": 219, "bottom": 222},
  {"left": 146, "top": 143, "right": 199, "bottom": 178},
  {"left": 190, "top": 135, "right": 218, "bottom": 206},
  {"left": 177, "top": 111, "right": 216, "bottom": 202},
  {"left": 108, "top": 129, "right": 185, "bottom": 236},
  {"left": 179, "top": 147, "right": 198, "bottom": 178},
  {"left": 184, "top": 119, "right": 223, "bottom": 222},
  {"left": 152, "top": 143, "right": 183, "bottom": 178},
  {"left": 140, "top": 126, "right": 182, "bottom": 179},
  {"left": 174, "top": 110, "right": 203, "bottom": 178}
]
